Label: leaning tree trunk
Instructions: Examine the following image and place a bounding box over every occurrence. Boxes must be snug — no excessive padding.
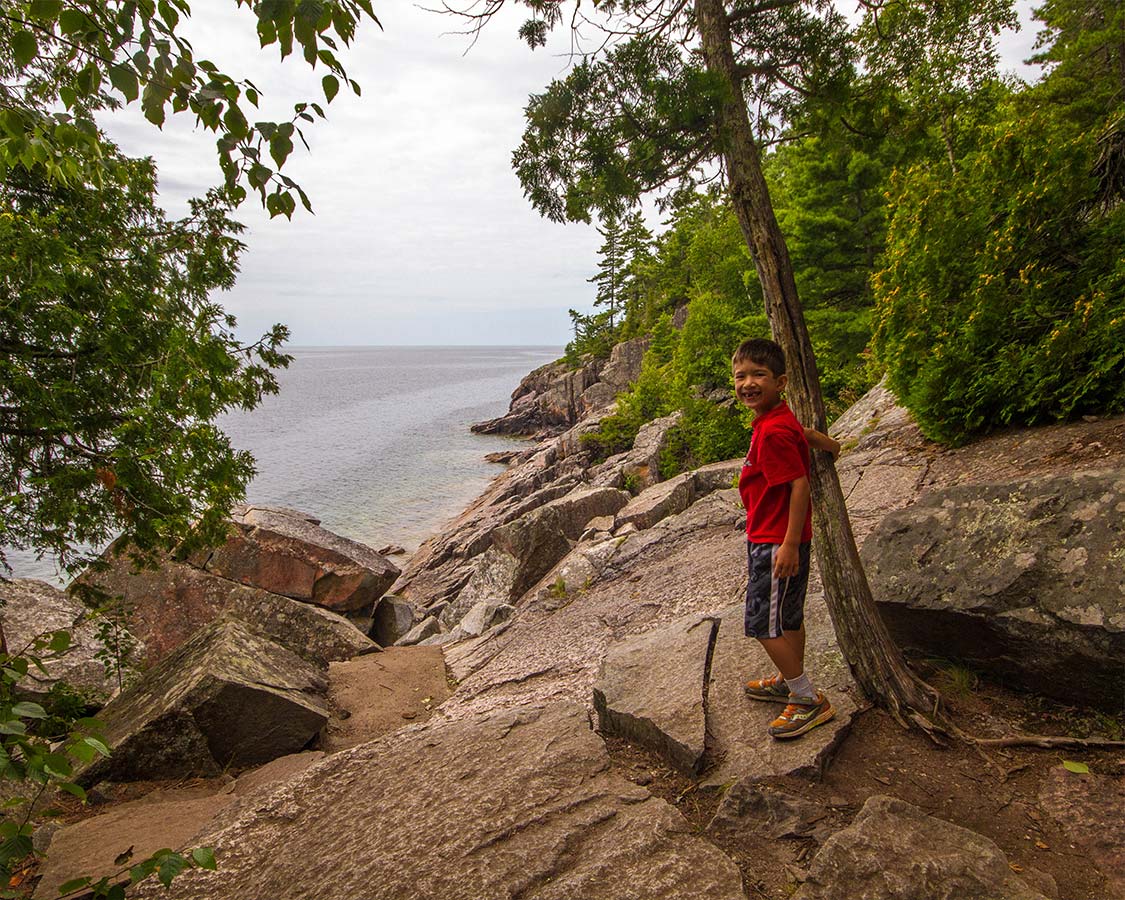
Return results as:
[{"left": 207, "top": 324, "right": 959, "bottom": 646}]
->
[{"left": 695, "top": 0, "right": 946, "bottom": 734}]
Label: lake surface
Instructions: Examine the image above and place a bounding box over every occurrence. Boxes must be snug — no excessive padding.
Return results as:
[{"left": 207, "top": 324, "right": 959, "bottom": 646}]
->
[{"left": 5, "top": 345, "right": 561, "bottom": 583}]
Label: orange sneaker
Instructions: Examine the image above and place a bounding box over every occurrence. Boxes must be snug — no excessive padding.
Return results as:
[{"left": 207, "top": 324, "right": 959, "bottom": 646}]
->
[
  {"left": 744, "top": 672, "right": 789, "bottom": 702},
  {"left": 768, "top": 692, "right": 835, "bottom": 740}
]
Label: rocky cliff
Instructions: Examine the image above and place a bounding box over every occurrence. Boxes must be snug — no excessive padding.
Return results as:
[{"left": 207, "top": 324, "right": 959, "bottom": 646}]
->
[{"left": 13, "top": 374, "right": 1125, "bottom": 900}]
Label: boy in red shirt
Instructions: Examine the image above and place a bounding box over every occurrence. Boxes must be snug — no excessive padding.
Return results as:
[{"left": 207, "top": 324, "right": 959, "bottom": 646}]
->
[{"left": 733, "top": 338, "right": 835, "bottom": 739}]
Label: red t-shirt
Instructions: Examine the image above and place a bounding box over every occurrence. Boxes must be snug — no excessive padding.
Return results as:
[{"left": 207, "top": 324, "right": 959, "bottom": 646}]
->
[{"left": 737, "top": 401, "right": 813, "bottom": 544}]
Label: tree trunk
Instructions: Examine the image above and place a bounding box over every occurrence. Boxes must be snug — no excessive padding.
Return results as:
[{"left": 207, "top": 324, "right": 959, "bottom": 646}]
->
[{"left": 694, "top": 0, "right": 946, "bottom": 733}]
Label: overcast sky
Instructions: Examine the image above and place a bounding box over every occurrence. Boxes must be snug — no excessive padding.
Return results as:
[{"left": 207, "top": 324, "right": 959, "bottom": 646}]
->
[{"left": 98, "top": 1, "right": 1042, "bottom": 347}]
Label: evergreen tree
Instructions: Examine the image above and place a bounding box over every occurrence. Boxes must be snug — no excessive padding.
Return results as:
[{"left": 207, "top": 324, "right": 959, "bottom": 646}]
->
[{"left": 588, "top": 214, "right": 627, "bottom": 328}]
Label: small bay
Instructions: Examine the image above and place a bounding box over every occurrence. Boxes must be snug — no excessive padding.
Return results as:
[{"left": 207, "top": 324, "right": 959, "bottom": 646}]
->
[{"left": 4, "top": 345, "right": 560, "bottom": 583}]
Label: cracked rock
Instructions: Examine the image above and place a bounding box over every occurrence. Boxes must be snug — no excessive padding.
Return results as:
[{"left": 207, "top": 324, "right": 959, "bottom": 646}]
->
[
  {"left": 593, "top": 613, "right": 718, "bottom": 775},
  {"left": 79, "top": 619, "right": 330, "bottom": 785}
]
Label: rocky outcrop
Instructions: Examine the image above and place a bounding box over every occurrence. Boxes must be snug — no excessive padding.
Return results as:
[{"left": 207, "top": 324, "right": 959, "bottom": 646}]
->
[
  {"left": 862, "top": 469, "right": 1125, "bottom": 710},
  {"left": 614, "top": 471, "right": 696, "bottom": 531},
  {"left": 130, "top": 704, "right": 746, "bottom": 900},
  {"left": 79, "top": 555, "right": 377, "bottom": 669},
  {"left": 201, "top": 504, "right": 399, "bottom": 612},
  {"left": 80, "top": 620, "right": 330, "bottom": 785},
  {"left": 0, "top": 578, "right": 119, "bottom": 703},
  {"left": 471, "top": 337, "right": 649, "bottom": 436},
  {"left": 441, "top": 485, "right": 630, "bottom": 624},
  {"left": 794, "top": 796, "right": 1051, "bottom": 900}
]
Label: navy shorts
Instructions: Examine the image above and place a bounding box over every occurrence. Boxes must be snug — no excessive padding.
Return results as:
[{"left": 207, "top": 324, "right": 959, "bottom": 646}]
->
[{"left": 744, "top": 541, "right": 811, "bottom": 639}]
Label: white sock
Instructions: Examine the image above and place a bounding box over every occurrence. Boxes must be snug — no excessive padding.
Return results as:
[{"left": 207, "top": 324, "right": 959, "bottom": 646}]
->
[{"left": 785, "top": 672, "right": 815, "bottom": 699}]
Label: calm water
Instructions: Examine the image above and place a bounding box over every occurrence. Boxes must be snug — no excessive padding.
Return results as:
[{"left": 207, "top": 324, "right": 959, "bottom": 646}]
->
[{"left": 6, "top": 346, "right": 560, "bottom": 584}]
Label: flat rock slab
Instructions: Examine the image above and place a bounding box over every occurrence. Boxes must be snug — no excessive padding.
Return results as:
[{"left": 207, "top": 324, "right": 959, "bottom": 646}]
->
[
  {"left": 1038, "top": 766, "right": 1125, "bottom": 899},
  {"left": 794, "top": 795, "right": 1051, "bottom": 900},
  {"left": 81, "top": 620, "right": 330, "bottom": 784},
  {"left": 593, "top": 614, "right": 718, "bottom": 775},
  {"left": 0, "top": 578, "right": 118, "bottom": 703},
  {"left": 34, "top": 752, "right": 325, "bottom": 900},
  {"left": 703, "top": 598, "right": 858, "bottom": 796},
  {"left": 130, "top": 704, "right": 746, "bottom": 900},
  {"left": 321, "top": 647, "right": 451, "bottom": 752}
]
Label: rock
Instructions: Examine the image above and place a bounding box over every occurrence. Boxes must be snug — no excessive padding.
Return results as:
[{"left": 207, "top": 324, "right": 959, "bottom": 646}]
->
[
  {"left": 447, "top": 486, "right": 631, "bottom": 620},
  {"left": 79, "top": 620, "right": 330, "bottom": 785},
  {"left": 128, "top": 704, "right": 746, "bottom": 900},
  {"left": 34, "top": 753, "right": 326, "bottom": 900},
  {"left": 471, "top": 338, "right": 648, "bottom": 437},
  {"left": 829, "top": 376, "right": 925, "bottom": 453},
  {"left": 377, "top": 544, "right": 407, "bottom": 556},
  {"left": 621, "top": 411, "right": 683, "bottom": 491},
  {"left": 708, "top": 782, "right": 835, "bottom": 844},
  {"left": 395, "top": 615, "right": 441, "bottom": 646},
  {"left": 862, "top": 469, "right": 1125, "bottom": 710},
  {"left": 223, "top": 589, "right": 379, "bottom": 667},
  {"left": 692, "top": 458, "right": 743, "bottom": 495},
  {"left": 701, "top": 600, "right": 858, "bottom": 799},
  {"left": 79, "top": 555, "right": 376, "bottom": 668},
  {"left": 370, "top": 595, "right": 416, "bottom": 647},
  {"left": 794, "top": 795, "right": 1051, "bottom": 900},
  {"left": 0, "top": 578, "right": 118, "bottom": 703},
  {"left": 1038, "top": 765, "right": 1125, "bottom": 899},
  {"left": 201, "top": 505, "right": 400, "bottom": 612},
  {"left": 459, "top": 600, "right": 515, "bottom": 637},
  {"left": 614, "top": 472, "right": 696, "bottom": 531},
  {"left": 594, "top": 614, "right": 719, "bottom": 775}
]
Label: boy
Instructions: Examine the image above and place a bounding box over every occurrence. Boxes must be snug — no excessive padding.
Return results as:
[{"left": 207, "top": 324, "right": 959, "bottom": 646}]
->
[{"left": 733, "top": 338, "right": 836, "bottom": 740}]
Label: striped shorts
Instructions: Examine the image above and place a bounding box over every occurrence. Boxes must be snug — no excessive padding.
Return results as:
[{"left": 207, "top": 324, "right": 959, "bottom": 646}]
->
[{"left": 744, "top": 541, "right": 812, "bottom": 639}]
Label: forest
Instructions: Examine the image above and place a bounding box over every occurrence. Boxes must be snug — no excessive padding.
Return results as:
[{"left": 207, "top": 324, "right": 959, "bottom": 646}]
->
[{"left": 560, "top": 0, "right": 1124, "bottom": 468}]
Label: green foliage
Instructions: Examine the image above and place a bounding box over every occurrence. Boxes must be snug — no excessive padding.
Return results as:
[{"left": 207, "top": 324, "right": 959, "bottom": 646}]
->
[
  {"left": 0, "top": 0, "right": 378, "bottom": 215},
  {"left": 872, "top": 96, "right": 1125, "bottom": 444},
  {"left": 0, "top": 636, "right": 214, "bottom": 897},
  {"left": 1, "top": 143, "right": 290, "bottom": 575}
]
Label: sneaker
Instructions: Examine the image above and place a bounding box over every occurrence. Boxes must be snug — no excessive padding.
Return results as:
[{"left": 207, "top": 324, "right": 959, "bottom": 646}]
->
[
  {"left": 744, "top": 672, "right": 789, "bottom": 702},
  {"left": 767, "top": 692, "right": 835, "bottom": 740}
]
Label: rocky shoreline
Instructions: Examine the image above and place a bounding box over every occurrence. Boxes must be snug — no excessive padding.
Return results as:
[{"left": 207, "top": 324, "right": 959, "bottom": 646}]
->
[{"left": 3, "top": 352, "right": 1124, "bottom": 900}]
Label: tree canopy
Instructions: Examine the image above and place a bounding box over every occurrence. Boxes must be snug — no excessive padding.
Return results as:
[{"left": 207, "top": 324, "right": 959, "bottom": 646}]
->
[
  {"left": 1, "top": 0, "right": 378, "bottom": 215},
  {"left": 1, "top": 2, "right": 379, "bottom": 575}
]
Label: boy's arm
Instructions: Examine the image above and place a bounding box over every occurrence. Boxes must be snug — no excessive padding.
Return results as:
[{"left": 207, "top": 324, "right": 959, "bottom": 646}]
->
[
  {"left": 774, "top": 475, "right": 810, "bottom": 579},
  {"left": 804, "top": 427, "right": 841, "bottom": 460}
]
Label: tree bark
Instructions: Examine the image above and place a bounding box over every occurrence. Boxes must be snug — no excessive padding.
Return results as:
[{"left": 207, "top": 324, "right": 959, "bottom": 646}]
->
[{"left": 694, "top": 0, "right": 947, "bottom": 733}]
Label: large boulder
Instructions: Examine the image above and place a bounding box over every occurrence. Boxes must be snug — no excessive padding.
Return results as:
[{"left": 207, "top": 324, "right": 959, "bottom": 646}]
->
[
  {"left": 129, "top": 704, "right": 747, "bottom": 900},
  {"left": 0, "top": 578, "right": 119, "bottom": 703},
  {"left": 794, "top": 795, "right": 1051, "bottom": 900},
  {"left": 79, "top": 620, "right": 330, "bottom": 785},
  {"left": 79, "top": 555, "right": 377, "bottom": 668},
  {"left": 201, "top": 505, "right": 399, "bottom": 612},
  {"left": 862, "top": 469, "right": 1125, "bottom": 710}
]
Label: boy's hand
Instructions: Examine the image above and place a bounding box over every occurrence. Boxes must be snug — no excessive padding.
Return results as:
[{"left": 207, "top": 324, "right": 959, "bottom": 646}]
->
[{"left": 774, "top": 542, "right": 800, "bottom": 579}]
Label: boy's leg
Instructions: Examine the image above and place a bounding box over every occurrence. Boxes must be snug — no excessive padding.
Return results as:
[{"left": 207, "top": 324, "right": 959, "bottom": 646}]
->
[{"left": 744, "top": 543, "right": 806, "bottom": 700}]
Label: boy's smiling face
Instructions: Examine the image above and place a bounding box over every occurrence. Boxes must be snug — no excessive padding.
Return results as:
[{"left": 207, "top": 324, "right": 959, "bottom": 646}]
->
[{"left": 733, "top": 357, "right": 787, "bottom": 415}]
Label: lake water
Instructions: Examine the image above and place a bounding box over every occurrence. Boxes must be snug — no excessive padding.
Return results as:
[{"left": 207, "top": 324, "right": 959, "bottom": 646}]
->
[{"left": 5, "top": 345, "right": 561, "bottom": 584}]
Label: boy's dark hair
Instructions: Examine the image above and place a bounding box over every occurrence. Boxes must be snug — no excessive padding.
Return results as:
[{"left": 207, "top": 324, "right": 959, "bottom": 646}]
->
[{"left": 732, "top": 338, "right": 786, "bottom": 376}]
